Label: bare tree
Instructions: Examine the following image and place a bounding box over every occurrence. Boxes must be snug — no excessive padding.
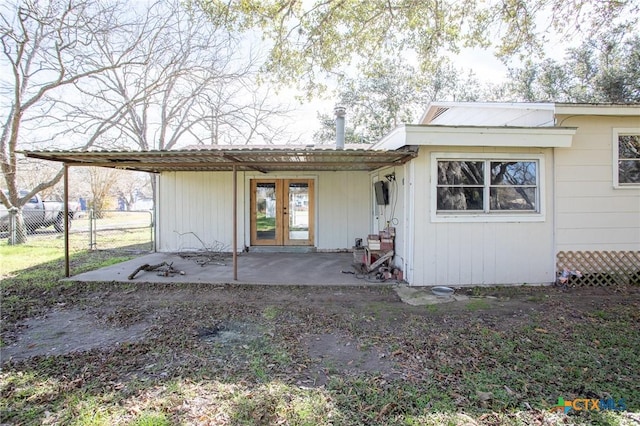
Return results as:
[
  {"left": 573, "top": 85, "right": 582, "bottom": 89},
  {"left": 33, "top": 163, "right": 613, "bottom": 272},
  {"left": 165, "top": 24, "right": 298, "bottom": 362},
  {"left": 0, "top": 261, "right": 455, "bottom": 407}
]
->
[
  {"left": 85, "top": 167, "right": 118, "bottom": 218},
  {"left": 67, "top": 1, "right": 296, "bottom": 202},
  {"left": 0, "top": 0, "right": 147, "bottom": 243},
  {"left": 73, "top": 1, "right": 295, "bottom": 152},
  {"left": 14, "top": 158, "right": 60, "bottom": 199},
  {"left": 193, "top": 83, "right": 296, "bottom": 146},
  {"left": 0, "top": 0, "right": 292, "bottom": 244},
  {"left": 113, "top": 171, "right": 152, "bottom": 211}
]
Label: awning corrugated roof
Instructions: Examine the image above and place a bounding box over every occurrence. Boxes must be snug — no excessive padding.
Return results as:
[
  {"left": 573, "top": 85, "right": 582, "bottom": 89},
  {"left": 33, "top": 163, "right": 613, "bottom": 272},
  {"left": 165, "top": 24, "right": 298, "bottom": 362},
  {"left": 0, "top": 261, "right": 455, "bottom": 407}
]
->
[{"left": 22, "top": 146, "right": 418, "bottom": 173}]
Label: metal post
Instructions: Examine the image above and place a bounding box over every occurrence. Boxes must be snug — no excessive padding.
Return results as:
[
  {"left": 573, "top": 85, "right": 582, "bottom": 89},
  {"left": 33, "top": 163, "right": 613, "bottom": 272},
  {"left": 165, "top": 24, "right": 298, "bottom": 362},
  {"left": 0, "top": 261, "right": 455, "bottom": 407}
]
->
[
  {"left": 64, "top": 164, "right": 70, "bottom": 277},
  {"left": 89, "top": 209, "right": 94, "bottom": 250},
  {"left": 335, "top": 106, "right": 346, "bottom": 150},
  {"left": 93, "top": 208, "right": 97, "bottom": 248},
  {"left": 233, "top": 165, "right": 238, "bottom": 281},
  {"left": 152, "top": 173, "right": 158, "bottom": 252},
  {"left": 148, "top": 209, "right": 153, "bottom": 252}
]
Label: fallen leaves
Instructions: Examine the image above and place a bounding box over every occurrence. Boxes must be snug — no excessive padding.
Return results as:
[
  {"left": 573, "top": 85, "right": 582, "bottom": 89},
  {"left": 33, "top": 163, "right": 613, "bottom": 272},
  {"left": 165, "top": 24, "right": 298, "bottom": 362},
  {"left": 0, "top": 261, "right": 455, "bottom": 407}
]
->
[{"left": 2, "top": 273, "right": 640, "bottom": 425}]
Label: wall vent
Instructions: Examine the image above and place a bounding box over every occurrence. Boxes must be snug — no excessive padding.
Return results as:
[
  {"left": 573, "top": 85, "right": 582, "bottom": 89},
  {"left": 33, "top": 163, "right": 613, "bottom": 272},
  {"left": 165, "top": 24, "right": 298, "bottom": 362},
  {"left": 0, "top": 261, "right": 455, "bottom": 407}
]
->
[{"left": 431, "top": 107, "right": 450, "bottom": 121}]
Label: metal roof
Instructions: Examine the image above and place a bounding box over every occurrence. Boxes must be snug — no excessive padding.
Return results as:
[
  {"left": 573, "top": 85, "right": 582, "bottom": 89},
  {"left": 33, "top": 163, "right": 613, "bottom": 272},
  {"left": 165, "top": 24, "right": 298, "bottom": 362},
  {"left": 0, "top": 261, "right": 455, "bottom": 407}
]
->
[
  {"left": 420, "top": 102, "right": 640, "bottom": 126},
  {"left": 22, "top": 146, "right": 418, "bottom": 173},
  {"left": 421, "top": 102, "right": 555, "bottom": 127}
]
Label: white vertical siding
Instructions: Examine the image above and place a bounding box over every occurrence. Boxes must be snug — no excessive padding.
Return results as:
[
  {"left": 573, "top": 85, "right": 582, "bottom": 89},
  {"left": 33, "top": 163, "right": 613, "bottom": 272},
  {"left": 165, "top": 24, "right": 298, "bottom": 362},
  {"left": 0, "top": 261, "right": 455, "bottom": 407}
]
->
[
  {"left": 316, "top": 171, "right": 371, "bottom": 250},
  {"left": 408, "top": 146, "right": 555, "bottom": 286},
  {"left": 157, "top": 171, "right": 240, "bottom": 252},
  {"left": 554, "top": 116, "right": 640, "bottom": 251},
  {"left": 157, "top": 170, "right": 371, "bottom": 252}
]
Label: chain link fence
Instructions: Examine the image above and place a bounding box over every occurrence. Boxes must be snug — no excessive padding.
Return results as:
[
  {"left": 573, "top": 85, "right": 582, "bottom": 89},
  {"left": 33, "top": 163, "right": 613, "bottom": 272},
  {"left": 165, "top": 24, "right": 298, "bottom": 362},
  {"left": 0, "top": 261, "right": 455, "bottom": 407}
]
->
[{"left": 1, "top": 209, "right": 154, "bottom": 253}]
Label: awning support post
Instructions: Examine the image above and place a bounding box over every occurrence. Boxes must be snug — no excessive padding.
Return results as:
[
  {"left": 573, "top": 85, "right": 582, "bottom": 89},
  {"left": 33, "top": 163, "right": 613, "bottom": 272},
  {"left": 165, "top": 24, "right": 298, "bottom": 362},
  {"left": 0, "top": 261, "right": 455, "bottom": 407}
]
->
[
  {"left": 64, "top": 164, "right": 70, "bottom": 278},
  {"left": 233, "top": 165, "right": 238, "bottom": 281}
]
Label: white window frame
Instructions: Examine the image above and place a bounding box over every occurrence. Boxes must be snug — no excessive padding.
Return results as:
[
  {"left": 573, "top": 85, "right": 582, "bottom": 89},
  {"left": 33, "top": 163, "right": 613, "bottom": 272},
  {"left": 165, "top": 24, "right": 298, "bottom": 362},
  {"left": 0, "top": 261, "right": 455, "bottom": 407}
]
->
[
  {"left": 430, "top": 152, "right": 545, "bottom": 223},
  {"left": 612, "top": 128, "right": 640, "bottom": 189}
]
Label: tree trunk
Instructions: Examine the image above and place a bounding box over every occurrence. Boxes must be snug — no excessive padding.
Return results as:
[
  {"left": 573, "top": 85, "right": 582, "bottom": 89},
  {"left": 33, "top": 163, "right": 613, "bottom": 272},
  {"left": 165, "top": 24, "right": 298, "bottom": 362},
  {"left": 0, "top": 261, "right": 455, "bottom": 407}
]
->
[{"left": 7, "top": 209, "right": 28, "bottom": 245}]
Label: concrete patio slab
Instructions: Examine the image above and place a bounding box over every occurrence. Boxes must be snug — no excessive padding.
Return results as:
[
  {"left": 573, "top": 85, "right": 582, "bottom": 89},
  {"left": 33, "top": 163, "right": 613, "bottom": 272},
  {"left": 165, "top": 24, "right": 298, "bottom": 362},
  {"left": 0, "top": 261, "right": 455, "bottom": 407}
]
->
[
  {"left": 66, "top": 252, "right": 464, "bottom": 305},
  {"left": 65, "top": 252, "right": 376, "bottom": 286}
]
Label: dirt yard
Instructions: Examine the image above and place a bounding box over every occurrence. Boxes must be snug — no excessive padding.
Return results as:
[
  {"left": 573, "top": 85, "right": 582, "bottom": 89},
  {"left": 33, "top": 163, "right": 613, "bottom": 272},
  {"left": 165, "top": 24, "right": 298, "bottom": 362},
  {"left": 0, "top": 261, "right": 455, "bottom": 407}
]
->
[
  {"left": 3, "top": 284, "right": 637, "bottom": 361},
  {"left": 2, "top": 280, "right": 640, "bottom": 425},
  {"left": 0, "top": 284, "right": 593, "bottom": 363}
]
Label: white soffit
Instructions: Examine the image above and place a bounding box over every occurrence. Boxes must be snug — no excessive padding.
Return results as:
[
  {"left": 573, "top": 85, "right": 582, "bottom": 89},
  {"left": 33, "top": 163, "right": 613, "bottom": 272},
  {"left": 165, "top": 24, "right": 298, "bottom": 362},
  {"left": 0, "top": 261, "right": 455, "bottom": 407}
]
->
[{"left": 374, "top": 125, "right": 577, "bottom": 150}]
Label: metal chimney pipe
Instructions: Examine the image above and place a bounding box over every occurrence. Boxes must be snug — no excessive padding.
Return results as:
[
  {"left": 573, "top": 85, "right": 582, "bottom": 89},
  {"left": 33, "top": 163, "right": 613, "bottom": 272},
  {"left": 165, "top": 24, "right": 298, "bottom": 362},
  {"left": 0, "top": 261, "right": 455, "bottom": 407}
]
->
[{"left": 334, "top": 106, "right": 346, "bottom": 150}]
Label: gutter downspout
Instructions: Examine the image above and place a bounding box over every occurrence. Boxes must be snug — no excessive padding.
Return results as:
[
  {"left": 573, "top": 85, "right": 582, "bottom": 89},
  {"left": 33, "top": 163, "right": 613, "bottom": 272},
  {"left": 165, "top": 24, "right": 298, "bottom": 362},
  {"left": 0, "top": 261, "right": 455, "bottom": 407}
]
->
[{"left": 335, "top": 106, "right": 346, "bottom": 150}]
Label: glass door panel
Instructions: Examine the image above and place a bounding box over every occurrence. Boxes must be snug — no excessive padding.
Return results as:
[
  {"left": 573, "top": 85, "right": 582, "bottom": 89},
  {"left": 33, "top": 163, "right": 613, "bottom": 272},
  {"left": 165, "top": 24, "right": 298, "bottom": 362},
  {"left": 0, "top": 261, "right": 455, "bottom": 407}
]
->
[
  {"left": 284, "top": 180, "right": 314, "bottom": 246},
  {"left": 251, "top": 181, "right": 282, "bottom": 245},
  {"left": 287, "top": 182, "right": 309, "bottom": 241},
  {"left": 256, "top": 183, "right": 277, "bottom": 241},
  {"left": 251, "top": 179, "right": 314, "bottom": 246}
]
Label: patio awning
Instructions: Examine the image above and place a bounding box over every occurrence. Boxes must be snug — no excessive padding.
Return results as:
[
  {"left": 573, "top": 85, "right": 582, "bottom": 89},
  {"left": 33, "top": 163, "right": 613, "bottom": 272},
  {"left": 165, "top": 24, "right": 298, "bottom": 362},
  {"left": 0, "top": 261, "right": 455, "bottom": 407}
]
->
[
  {"left": 22, "top": 146, "right": 418, "bottom": 173},
  {"left": 23, "top": 145, "right": 418, "bottom": 280}
]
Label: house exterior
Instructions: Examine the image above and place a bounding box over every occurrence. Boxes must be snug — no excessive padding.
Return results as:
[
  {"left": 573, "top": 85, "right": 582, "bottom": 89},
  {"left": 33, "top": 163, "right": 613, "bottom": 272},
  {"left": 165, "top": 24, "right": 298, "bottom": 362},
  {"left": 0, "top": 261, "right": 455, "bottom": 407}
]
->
[
  {"left": 152, "top": 147, "right": 414, "bottom": 253},
  {"left": 372, "top": 102, "right": 639, "bottom": 286},
  {"left": 25, "top": 102, "right": 640, "bottom": 286}
]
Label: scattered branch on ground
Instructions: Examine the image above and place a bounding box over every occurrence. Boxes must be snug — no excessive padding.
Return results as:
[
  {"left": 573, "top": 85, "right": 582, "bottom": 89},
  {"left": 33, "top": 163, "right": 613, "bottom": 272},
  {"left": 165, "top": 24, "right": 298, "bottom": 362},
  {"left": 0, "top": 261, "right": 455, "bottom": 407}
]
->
[
  {"left": 128, "top": 261, "right": 178, "bottom": 280},
  {"left": 174, "top": 231, "right": 230, "bottom": 266}
]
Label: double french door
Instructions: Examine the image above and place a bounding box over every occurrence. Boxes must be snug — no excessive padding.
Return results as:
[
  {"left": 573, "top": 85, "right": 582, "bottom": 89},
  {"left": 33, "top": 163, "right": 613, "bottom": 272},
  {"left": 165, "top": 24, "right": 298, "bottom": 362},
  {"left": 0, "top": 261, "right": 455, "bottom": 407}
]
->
[{"left": 250, "top": 179, "right": 315, "bottom": 246}]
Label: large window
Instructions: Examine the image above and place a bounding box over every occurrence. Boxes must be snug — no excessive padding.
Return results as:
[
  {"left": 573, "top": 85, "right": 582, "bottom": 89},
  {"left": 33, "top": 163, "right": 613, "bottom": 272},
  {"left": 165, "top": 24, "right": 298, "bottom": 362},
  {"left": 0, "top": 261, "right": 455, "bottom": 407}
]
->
[
  {"left": 614, "top": 129, "right": 640, "bottom": 187},
  {"left": 434, "top": 155, "right": 541, "bottom": 217}
]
